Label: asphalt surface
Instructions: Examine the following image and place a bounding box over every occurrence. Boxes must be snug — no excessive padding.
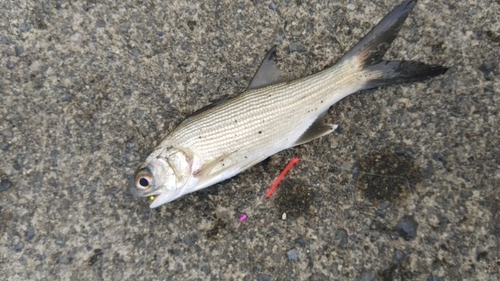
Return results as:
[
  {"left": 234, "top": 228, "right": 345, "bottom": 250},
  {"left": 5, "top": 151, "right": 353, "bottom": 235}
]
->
[{"left": 1, "top": 0, "right": 499, "bottom": 280}]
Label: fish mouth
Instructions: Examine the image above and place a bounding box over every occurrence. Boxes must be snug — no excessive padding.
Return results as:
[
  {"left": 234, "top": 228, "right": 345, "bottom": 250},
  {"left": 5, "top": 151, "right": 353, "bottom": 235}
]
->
[{"left": 149, "top": 190, "right": 183, "bottom": 208}]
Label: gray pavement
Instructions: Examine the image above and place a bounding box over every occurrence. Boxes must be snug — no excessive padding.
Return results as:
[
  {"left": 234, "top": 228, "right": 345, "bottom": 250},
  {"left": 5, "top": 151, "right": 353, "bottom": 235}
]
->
[{"left": 1, "top": 0, "right": 499, "bottom": 280}]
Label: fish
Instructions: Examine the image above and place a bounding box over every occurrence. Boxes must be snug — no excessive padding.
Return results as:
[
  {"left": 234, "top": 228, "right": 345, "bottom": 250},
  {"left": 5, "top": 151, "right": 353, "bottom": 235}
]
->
[{"left": 129, "top": 0, "right": 448, "bottom": 208}]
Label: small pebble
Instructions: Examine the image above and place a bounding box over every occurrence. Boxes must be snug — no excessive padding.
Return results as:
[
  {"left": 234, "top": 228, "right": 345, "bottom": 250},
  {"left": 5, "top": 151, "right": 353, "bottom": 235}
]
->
[
  {"left": 15, "top": 241, "right": 24, "bottom": 251},
  {"left": 257, "top": 274, "right": 272, "bottom": 281},
  {"left": 378, "top": 201, "right": 391, "bottom": 211},
  {"left": 394, "top": 249, "right": 405, "bottom": 261},
  {"left": 129, "top": 48, "right": 140, "bottom": 57},
  {"left": 212, "top": 38, "right": 222, "bottom": 47},
  {"left": 426, "top": 274, "right": 444, "bottom": 281},
  {"left": 57, "top": 255, "right": 70, "bottom": 264},
  {"left": 70, "top": 33, "right": 80, "bottom": 42},
  {"left": 96, "top": 19, "right": 106, "bottom": 28},
  {"left": 0, "top": 179, "right": 11, "bottom": 192},
  {"left": 396, "top": 215, "right": 419, "bottom": 241},
  {"left": 15, "top": 46, "right": 23, "bottom": 57},
  {"left": 55, "top": 235, "right": 66, "bottom": 246},
  {"left": 335, "top": 229, "right": 349, "bottom": 248},
  {"left": 358, "top": 271, "right": 375, "bottom": 281},
  {"left": 182, "top": 233, "right": 198, "bottom": 245},
  {"left": 289, "top": 43, "right": 307, "bottom": 53},
  {"left": 272, "top": 252, "right": 281, "bottom": 263},
  {"left": 200, "top": 264, "right": 210, "bottom": 275},
  {"left": 294, "top": 236, "right": 306, "bottom": 247},
  {"left": 287, "top": 249, "right": 299, "bottom": 260},
  {"left": 112, "top": 270, "right": 123, "bottom": 281},
  {"left": 25, "top": 226, "right": 35, "bottom": 241},
  {"left": 2, "top": 129, "right": 14, "bottom": 138},
  {"left": 282, "top": 212, "right": 287, "bottom": 220},
  {"left": 375, "top": 210, "right": 385, "bottom": 218},
  {"left": 21, "top": 24, "right": 31, "bottom": 32},
  {"left": 478, "top": 62, "right": 495, "bottom": 75}
]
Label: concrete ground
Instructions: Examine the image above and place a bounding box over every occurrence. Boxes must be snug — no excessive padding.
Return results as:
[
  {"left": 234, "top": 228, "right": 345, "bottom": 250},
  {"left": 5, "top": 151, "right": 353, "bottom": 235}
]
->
[{"left": 1, "top": 0, "right": 499, "bottom": 280}]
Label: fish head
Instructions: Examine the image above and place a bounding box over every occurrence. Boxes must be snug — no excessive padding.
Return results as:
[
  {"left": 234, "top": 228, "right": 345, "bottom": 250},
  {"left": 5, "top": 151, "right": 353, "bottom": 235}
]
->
[{"left": 129, "top": 147, "right": 194, "bottom": 207}]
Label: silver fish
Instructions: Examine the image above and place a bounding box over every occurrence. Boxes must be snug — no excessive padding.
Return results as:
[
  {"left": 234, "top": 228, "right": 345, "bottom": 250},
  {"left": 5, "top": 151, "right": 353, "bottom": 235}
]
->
[{"left": 130, "top": 0, "right": 447, "bottom": 208}]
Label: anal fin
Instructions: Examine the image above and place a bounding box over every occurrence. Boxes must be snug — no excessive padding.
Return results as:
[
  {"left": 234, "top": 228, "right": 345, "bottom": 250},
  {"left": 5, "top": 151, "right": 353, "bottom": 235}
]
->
[{"left": 294, "top": 114, "right": 336, "bottom": 146}]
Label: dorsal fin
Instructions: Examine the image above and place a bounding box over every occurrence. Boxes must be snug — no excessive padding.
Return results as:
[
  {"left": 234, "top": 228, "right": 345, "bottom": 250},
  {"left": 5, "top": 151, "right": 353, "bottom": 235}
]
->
[
  {"left": 248, "top": 45, "right": 289, "bottom": 89},
  {"left": 190, "top": 45, "right": 289, "bottom": 117}
]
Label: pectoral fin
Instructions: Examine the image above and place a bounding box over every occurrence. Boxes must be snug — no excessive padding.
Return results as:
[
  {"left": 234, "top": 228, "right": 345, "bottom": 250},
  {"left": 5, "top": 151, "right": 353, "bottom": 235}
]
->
[
  {"left": 192, "top": 154, "right": 228, "bottom": 179},
  {"left": 294, "top": 114, "right": 336, "bottom": 146},
  {"left": 193, "top": 155, "right": 266, "bottom": 192}
]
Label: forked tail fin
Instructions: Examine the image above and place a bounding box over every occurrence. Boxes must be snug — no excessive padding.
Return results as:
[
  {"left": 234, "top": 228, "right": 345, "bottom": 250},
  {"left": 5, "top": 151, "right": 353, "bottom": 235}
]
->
[{"left": 339, "top": 0, "right": 447, "bottom": 89}]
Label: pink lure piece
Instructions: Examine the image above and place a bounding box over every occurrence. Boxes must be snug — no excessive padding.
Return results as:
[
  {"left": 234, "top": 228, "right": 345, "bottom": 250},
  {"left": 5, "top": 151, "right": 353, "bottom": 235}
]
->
[{"left": 239, "top": 213, "right": 247, "bottom": 222}]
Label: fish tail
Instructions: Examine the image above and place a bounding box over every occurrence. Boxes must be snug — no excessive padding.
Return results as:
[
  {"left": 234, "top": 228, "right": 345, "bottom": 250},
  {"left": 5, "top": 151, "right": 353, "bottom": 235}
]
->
[{"left": 340, "top": 0, "right": 447, "bottom": 89}]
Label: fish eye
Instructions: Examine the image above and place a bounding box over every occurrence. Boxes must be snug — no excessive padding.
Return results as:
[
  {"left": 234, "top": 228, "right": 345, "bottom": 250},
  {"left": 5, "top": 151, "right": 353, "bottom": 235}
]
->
[
  {"left": 139, "top": 178, "right": 149, "bottom": 187},
  {"left": 135, "top": 169, "right": 154, "bottom": 190}
]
